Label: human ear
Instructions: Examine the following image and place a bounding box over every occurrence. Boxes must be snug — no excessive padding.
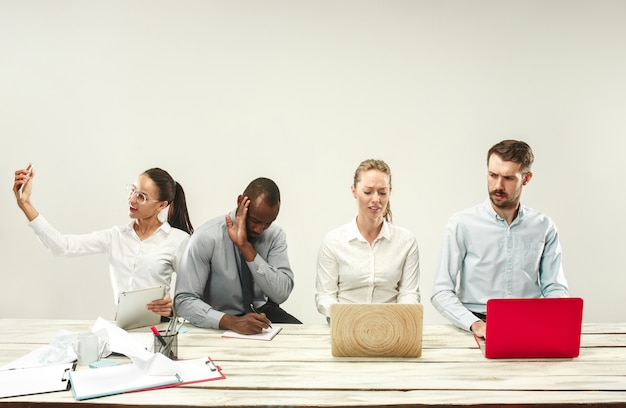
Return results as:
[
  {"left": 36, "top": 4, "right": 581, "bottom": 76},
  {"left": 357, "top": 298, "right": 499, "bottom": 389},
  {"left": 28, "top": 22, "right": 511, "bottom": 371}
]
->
[{"left": 522, "top": 172, "right": 533, "bottom": 185}]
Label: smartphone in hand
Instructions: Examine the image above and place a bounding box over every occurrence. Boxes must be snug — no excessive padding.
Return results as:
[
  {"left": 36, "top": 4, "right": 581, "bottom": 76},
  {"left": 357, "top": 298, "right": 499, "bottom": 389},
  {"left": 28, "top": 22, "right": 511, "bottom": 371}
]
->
[{"left": 20, "top": 164, "right": 33, "bottom": 194}]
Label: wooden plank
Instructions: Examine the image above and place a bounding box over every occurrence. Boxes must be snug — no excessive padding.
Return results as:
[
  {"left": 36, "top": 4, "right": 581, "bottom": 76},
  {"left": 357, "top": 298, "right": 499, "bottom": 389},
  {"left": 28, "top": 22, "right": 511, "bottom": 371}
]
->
[
  {"left": 179, "top": 359, "right": 626, "bottom": 391},
  {"left": 3, "top": 387, "right": 626, "bottom": 407},
  {"left": 176, "top": 344, "right": 626, "bottom": 364},
  {"left": 2, "top": 321, "right": 625, "bottom": 367},
  {"left": 2, "top": 319, "right": 625, "bottom": 346}
]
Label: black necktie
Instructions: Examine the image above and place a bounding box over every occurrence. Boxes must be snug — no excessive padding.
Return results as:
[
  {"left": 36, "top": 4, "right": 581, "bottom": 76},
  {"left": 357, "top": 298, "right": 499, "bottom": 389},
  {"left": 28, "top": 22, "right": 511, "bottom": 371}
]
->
[{"left": 238, "top": 251, "right": 254, "bottom": 313}]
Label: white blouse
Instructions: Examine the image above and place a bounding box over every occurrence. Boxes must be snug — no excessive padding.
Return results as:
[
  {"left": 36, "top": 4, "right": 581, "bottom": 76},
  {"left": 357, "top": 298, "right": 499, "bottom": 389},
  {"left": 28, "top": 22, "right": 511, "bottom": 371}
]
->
[
  {"left": 315, "top": 218, "right": 420, "bottom": 318},
  {"left": 29, "top": 214, "right": 190, "bottom": 302}
]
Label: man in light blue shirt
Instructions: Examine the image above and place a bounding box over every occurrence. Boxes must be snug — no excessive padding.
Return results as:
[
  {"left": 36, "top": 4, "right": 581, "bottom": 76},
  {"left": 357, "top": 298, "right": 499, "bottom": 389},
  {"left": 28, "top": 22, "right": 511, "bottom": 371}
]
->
[{"left": 431, "top": 140, "right": 569, "bottom": 338}]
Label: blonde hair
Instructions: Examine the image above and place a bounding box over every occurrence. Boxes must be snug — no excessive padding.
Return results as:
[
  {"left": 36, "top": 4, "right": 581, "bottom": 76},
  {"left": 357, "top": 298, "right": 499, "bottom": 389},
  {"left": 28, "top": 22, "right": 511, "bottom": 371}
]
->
[{"left": 353, "top": 159, "right": 393, "bottom": 222}]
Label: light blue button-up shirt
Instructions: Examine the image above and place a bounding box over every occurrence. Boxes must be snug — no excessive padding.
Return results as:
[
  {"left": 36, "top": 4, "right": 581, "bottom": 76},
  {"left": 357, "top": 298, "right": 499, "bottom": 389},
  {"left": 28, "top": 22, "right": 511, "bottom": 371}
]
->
[{"left": 431, "top": 199, "right": 569, "bottom": 331}]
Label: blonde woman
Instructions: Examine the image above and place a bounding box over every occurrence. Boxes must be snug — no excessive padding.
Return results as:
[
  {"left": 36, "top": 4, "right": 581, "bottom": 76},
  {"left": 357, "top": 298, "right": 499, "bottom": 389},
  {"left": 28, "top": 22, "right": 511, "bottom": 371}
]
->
[{"left": 315, "top": 159, "right": 420, "bottom": 319}]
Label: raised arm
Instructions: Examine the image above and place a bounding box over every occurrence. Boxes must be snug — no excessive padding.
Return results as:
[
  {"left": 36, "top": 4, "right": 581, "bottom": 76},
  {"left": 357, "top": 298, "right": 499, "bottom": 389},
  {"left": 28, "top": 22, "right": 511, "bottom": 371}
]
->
[{"left": 13, "top": 164, "right": 39, "bottom": 221}]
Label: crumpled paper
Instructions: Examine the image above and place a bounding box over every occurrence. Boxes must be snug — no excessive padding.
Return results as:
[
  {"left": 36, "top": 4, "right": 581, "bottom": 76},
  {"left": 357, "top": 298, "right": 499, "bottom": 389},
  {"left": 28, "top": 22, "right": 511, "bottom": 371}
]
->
[
  {"left": 1, "top": 318, "right": 177, "bottom": 376},
  {"left": 92, "top": 317, "right": 177, "bottom": 375}
]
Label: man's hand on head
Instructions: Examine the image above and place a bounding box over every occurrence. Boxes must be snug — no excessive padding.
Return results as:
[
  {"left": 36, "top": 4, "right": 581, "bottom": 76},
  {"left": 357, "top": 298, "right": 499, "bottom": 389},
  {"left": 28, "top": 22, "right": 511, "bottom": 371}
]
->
[
  {"left": 226, "top": 196, "right": 257, "bottom": 261},
  {"left": 226, "top": 196, "right": 250, "bottom": 247}
]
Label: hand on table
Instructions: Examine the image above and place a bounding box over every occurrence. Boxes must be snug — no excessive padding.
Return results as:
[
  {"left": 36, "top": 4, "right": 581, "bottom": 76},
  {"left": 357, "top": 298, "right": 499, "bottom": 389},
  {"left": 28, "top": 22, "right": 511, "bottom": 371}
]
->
[{"left": 471, "top": 320, "right": 486, "bottom": 338}]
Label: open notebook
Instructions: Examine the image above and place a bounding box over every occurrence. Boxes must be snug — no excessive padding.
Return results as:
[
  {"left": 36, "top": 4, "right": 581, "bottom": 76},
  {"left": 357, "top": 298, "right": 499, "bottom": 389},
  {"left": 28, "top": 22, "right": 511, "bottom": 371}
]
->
[
  {"left": 330, "top": 303, "right": 423, "bottom": 357},
  {"left": 222, "top": 326, "right": 282, "bottom": 341},
  {"left": 475, "top": 297, "right": 584, "bottom": 359}
]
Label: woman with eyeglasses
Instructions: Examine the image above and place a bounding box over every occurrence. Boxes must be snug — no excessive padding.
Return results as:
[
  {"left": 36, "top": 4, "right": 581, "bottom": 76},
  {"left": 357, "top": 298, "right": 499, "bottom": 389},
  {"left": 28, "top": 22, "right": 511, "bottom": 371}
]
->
[{"left": 13, "top": 164, "right": 193, "bottom": 319}]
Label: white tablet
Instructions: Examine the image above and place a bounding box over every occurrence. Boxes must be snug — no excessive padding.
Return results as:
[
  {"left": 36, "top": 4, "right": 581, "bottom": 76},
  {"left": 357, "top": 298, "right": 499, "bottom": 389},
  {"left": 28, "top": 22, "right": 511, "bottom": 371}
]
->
[{"left": 115, "top": 286, "right": 165, "bottom": 330}]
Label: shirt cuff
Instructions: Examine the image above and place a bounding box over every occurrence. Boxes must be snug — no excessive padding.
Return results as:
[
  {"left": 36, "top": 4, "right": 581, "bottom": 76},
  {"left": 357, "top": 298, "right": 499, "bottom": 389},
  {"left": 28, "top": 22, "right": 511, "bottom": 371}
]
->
[
  {"left": 207, "top": 309, "right": 226, "bottom": 329},
  {"left": 460, "top": 312, "right": 482, "bottom": 331},
  {"left": 28, "top": 213, "right": 46, "bottom": 230}
]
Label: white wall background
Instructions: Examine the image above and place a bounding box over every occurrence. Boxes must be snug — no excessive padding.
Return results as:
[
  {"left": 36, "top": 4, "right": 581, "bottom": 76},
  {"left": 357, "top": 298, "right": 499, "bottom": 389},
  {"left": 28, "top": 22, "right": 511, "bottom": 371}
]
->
[{"left": 1, "top": 0, "right": 625, "bottom": 325}]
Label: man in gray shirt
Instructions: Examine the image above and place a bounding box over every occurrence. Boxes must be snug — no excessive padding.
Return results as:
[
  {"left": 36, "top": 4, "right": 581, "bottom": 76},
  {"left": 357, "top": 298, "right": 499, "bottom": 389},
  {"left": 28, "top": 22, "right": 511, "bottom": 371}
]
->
[{"left": 174, "top": 177, "right": 301, "bottom": 334}]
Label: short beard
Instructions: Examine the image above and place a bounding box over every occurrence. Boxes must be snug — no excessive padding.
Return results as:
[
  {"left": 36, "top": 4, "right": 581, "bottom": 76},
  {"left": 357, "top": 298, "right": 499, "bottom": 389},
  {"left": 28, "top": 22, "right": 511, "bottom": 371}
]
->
[{"left": 489, "top": 191, "right": 517, "bottom": 209}]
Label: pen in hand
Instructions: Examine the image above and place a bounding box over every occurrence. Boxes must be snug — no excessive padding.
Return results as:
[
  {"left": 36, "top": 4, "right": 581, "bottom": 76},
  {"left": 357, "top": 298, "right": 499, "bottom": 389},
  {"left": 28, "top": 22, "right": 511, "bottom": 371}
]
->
[{"left": 250, "top": 303, "right": 272, "bottom": 329}]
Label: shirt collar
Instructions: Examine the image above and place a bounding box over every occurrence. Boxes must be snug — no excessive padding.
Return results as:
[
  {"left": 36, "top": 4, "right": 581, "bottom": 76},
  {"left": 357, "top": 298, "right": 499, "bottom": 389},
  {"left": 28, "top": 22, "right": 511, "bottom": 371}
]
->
[
  {"left": 482, "top": 198, "right": 526, "bottom": 223},
  {"left": 348, "top": 217, "right": 391, "bottom": 242},
  {"left": 125, "top": 220, "right": 172, "bottom": 234}
]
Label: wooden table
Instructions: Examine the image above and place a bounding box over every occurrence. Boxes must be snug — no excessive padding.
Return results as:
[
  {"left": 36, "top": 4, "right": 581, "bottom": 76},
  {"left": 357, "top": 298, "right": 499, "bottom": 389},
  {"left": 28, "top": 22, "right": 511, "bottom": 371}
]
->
[{"left": 1, "top": 319, "right": 626, "bottom": 407}]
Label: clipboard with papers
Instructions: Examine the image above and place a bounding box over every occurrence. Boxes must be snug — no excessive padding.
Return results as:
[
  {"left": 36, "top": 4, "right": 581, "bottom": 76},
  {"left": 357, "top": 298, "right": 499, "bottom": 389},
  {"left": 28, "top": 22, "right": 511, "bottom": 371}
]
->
[
  {"left": 68, "top": 318, "right": 225, "bottom": 401},
  {"left": 69, "top": 356, "right": 225, "bottom": 401},
  {"left": 0, "top": 362, "right": 75, "bottom": 399}
]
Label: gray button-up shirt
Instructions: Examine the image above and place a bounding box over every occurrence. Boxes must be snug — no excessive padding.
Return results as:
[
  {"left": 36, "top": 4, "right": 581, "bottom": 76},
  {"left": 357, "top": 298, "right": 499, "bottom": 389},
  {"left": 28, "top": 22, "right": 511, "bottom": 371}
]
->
[{"left": 174, "top": 209, "right": 295, "bottom": 329}]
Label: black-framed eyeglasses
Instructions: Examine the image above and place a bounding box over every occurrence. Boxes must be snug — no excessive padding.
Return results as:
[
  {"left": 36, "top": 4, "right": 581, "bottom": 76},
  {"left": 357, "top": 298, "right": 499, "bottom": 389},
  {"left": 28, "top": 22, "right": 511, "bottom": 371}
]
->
[{"left": 126, "top": 185, "right": 161, "bottom": 205}]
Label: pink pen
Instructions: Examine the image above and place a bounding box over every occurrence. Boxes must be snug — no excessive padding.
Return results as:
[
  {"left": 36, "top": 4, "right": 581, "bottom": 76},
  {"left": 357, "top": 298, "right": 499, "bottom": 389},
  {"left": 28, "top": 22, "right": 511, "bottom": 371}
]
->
[{"left": 150, "top": 325, "right": 167, "bottom": 347}]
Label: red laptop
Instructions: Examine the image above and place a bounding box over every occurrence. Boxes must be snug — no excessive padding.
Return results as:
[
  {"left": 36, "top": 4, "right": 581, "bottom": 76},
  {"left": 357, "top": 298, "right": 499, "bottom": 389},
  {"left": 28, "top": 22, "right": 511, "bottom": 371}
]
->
[{"left": 475, "top": 297, "right": 584, "bottom": 359}]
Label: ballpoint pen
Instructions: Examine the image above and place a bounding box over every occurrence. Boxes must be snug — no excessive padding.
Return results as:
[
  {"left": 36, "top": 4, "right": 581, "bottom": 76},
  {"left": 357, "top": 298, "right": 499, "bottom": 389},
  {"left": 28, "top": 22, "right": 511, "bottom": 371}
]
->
[
  {"left": 250, "top": 303, "right": 273, "bottom": 329},
  {"left": 165, "top": 314, "right": 176, "bottom": 336}
]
